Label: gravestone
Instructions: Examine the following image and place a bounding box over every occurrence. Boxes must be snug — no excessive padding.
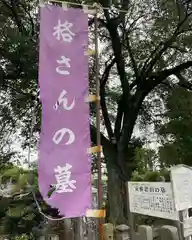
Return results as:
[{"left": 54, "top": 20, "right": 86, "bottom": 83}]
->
[
  {"left": 102, "top": 223, "right": 114, "bottom": 239},
  {"left": 134, "top": 225, "right": 153, "bottom": 240},
  {"left": 115, "top": 224, "right": 130, "bottom": 240},
  {"left": 160, "top": 225, "right": 179, "bottom": 240}
]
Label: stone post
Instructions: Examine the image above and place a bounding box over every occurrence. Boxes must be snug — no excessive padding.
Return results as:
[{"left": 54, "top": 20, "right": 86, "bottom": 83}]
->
[
  {"left": 115, "top": 224, "right": 130, "bottom": 240},
  {"left": 135, "top": 225, "right": 153, "bottom": 240},
  {"left": 160, "top": 225, "right": 179, "bottom": 240},
  {"left": 102, "top": 223, "right": 114, "bottom": 239}
]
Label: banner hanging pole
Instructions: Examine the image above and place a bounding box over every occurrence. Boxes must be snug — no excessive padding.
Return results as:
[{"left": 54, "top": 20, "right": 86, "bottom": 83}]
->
[
  {"left": 94, "top": 7, "right": 102, "bottom": 212},
  {"left": 94, "top": 7, "right": 103, "bottom": 238}
]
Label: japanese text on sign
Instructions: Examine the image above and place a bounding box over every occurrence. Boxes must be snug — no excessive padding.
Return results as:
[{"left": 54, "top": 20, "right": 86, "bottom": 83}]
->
[
  {"left": 52, "top": 19, "right": 77, "bottom": 188},
  {"left": 38, "top": 5, "right": 91, "bottom": 217},
  {"left": 128, "top": 182, "right": 179, "bottom": 220},
  {"left": 54, "top": 163, "right": 76, "bottom": 193},
  {"left": 53, "top": 20, "right": 75, "bottom": 43}
]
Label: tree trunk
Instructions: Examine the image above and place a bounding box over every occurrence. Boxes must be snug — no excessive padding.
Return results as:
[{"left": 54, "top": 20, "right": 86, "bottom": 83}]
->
[
  {"left": 101, "top": 94, "right": 145, "bottom": 224},
  {"left": 104, "top": 146, "right": 128, "bottom": 225},
  {"left": 107, "top": 162, "right": 127, "bottom": 224},
  {"left": 103, "top": 114, "right": 140, "bottom": 224}
]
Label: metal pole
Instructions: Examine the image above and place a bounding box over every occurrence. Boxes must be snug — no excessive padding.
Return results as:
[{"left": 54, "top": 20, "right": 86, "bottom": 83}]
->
[{"left": 94, "top": 8, "right": 103, "bottom": 240}]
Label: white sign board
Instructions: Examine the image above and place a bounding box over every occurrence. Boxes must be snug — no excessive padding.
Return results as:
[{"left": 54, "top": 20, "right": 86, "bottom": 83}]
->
[
  {"left": 171, "top": 165, "right": 192, "bottom": 211},
  {"left": 128, "top": 182, "right": 179, "bottom": 220},
  {"left": 183, "top": 218, "right": 192, "bottom": 237}
]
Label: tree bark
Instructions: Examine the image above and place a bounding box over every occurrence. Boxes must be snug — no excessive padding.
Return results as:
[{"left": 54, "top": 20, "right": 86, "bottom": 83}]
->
[
  {"left": 102, "top": 93, "right": 145, "bottom": 225},
  {"left": 107, "top": 161, "right": 127, "bottom": 224},
  {"left": 103, "top": 144, "right": 128, "bottom": 225}
]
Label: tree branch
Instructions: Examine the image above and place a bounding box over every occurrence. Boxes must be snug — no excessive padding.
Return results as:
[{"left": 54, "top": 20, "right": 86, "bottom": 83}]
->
[
  {"left": 100, "top": 58, "right": 116, "bottom": 141},
  {"left": 90, "top": 124, "right": 110, "bottom": 147},
  {"left": 155, "top": 61, "right": 192, "bottom": 78},
  {"left": 126, "top": 36, "right": 139, "bottom": 81},
  {"left": 1, "top": 0, "right": 25, "bottom": 33},
  {"left": 161, "top": 81, "right": 174, "bottom": 90},
  {"left": 126, "top": 14, "right": 147, "bottom": 34},
  {"left": 147, "top": 61, "right": 192, "bottom": 91},
  {"left": 142, "top": 12, "right": 192, "bottom": 77},
  {"left": 114, "top": 95, "right": 123, "bottom": 142},
  {"left": 176, "top": 72, "right": 192, "bottom": 90},
  {"left": 103, "top": 10, "right": 130, "bottom": 99}
]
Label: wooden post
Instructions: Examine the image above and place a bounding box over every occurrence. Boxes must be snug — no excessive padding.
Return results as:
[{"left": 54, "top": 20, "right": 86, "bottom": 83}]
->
[
  {"left": 125, "top": 182, "right": 134, "bottom": 240},
  {"left": 94, "top": 7, "right": 103, "bottom": 240},
  {"left": 94, "top": 7, "right": 102, "bottom": 211}
]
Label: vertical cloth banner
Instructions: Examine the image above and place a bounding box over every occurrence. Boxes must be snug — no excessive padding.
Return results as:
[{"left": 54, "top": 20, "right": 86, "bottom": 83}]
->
[{"left": 38, "top": 4, "right": 91, "bottom": 218}]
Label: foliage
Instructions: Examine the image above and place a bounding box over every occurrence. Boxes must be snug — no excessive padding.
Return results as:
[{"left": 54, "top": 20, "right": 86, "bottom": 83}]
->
[
  {"left": 132, "top": 168, "right": 170, "bottom": 182},
  {"left": 0, "top": 165, "right": 60, "bottom": 238},
  {"left": 13, "top": 234, "right": 32, "bottom": 240},
  {"left": 134, "top": 147, "right": 158, "bottom": 173},
  {"left": 158, "top": 87, "right": 192, "bottom": 166}
]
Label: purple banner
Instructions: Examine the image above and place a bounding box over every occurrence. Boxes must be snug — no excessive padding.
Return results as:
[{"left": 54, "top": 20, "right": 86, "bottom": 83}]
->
[{"left": 38, "top": 5, "right": 91, "bottom": 218}]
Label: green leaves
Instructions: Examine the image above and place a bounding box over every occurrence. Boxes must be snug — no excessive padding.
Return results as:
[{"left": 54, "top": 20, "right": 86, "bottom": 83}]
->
[
  {"left": 132, "top": 168, "right": 170, "bottom": 182},
  {"left": 0, "top": 166, "right": 56, "bottom": 237},
  {"left": 158, "top": 87, "right": 192, "bottom": 166}
]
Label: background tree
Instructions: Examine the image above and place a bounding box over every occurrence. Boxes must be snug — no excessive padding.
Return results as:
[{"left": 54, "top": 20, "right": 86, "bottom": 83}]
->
[
  {"left": 158, "top": 87, "right": 192, "bottom": 167},
  {"left": 134, "top": 147, "right": 158, "bottom": 173},
  {"left": 1, "top": 0, "right": 192, "bottom": 224}
]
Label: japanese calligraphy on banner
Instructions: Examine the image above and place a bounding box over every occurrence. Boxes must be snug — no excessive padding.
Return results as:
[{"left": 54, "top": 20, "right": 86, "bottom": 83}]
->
[
  {"left": 128, "top": 182, "right": 179, "bottom": 220},
  {"left": 38, "top": 4, "right": 91, "bottom": 218}
]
